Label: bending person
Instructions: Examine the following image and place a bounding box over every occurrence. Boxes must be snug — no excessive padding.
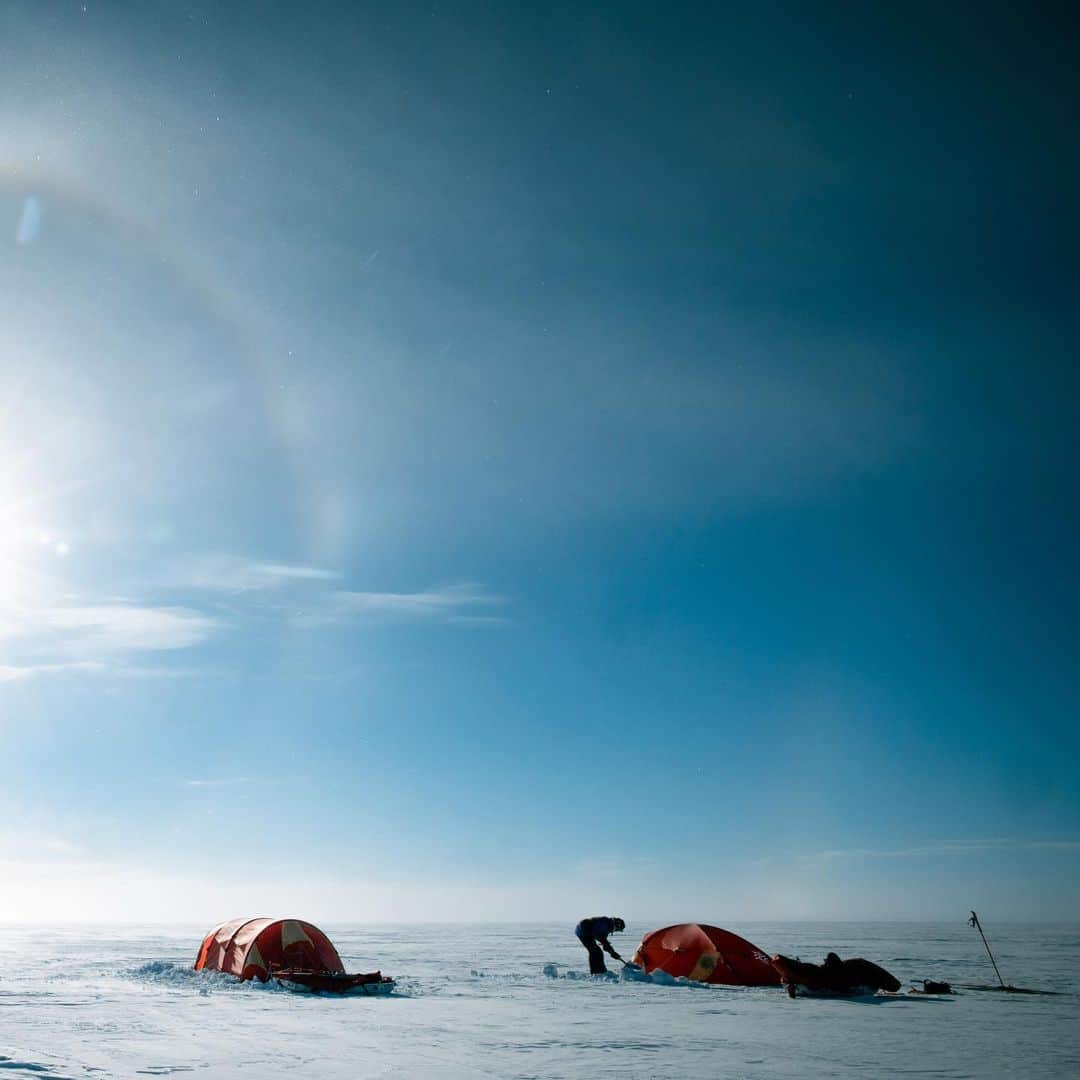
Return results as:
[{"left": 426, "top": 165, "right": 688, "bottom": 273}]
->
[{"left": 574, "top": 916, "right": 626, "bottom": 975}]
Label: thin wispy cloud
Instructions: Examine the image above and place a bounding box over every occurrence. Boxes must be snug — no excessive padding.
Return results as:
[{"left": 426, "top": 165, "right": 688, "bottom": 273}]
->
[
  {"left": 172, "top": 559, "right": 508, "bottom": 631},
  {"left": 178, "top": 555, "right": 339, "bottom": 593},
  {"left": 0, "top": 602, "right": 218, "bottom": 682},
  {"left": 1, "top": 603, "right": 217, "bottom": 654},
  {"left": 184, "top": 777, "right": 252, "bottom": 788},
  {"left": 1, "top": 553, "right": 501, "bottom": 687},
  {"left": 258, "top": 563, "right": 338, "bottom": 581},
  {"left": 0, "top": 661, "right": 105, "bottom": 682},
  {"left": 296, "top": 583, "right": 508, "bottom": 627}
]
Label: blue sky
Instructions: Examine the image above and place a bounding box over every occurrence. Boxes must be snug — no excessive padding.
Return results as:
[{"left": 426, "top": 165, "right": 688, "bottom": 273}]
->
[{"left": 1, "top": 2, "right": 1077, "bottom": 921}]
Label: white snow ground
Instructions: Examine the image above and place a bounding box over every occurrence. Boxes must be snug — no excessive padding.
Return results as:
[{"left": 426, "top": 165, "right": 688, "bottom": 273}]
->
[{"left": 2, "top": 922, "right": 1078, "bottom": 1078}]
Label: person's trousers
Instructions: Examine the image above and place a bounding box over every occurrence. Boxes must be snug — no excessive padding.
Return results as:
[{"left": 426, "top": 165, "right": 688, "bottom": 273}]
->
[{"left": 575, "top": 930, "right": 607, "bottom": 974}]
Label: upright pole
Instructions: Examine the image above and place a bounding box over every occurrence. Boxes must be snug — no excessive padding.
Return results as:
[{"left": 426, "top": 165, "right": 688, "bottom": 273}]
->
[{"left": 969, "top": 911, "right": 1006, "bottom": 989}]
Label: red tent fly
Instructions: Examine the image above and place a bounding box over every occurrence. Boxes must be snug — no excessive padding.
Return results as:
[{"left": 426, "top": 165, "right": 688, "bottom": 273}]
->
[
  {"left": 194, "top": 917, "right": 394, "bottom": 994},
  {"left": 194, "top": 917, "right": 344, "bottom": 980},
  {"left": 633, "top": 923, "right": 781, "bottom": 986}
]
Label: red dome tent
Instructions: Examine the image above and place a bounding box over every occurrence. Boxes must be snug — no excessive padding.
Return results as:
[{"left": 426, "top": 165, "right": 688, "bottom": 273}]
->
[
  {"left": 633, "top": 923, "right": 781, "bottom": 986},
  {"left": 194, "top": 918, "right": 344, "bottom": 982}
]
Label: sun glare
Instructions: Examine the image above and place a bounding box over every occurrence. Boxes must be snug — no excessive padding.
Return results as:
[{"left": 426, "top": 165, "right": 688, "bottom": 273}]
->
[{"left": 0, "top": 489, "right": 60, "bottom": 610}]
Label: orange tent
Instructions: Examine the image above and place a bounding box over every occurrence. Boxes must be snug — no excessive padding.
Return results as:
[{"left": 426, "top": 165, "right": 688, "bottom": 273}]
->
[
  {"left": 194, "top": 918, "right": 344, "bottom": 982},
  {"left": 633, "top": 923, "right": 781, "bottom": 986}
]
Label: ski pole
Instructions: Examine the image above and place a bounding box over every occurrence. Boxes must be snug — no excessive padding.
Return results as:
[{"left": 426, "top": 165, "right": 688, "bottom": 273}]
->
[{"left": 968, "top": 911, "right": 1005, "bottom": 989}]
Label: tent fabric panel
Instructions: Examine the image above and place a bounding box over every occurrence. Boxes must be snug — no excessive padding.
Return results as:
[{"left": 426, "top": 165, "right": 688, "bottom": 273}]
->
[
  {"left": 194, "top": 930, "right": 217, "bottom": 971},
  {"left": 212, "top": 917, "right": 257, "bottom": 971},
  {"left": 696, "top": 924, "right": 779, "bottom": 986},
  {"left": 293, "top": 922, "right": 344, "bottom": 973},
  {"left": 633, "top": 923, "right": 780, "bottom": 986},
  {"left": 635, "top": 923, "right": 714, "bottom": 979},
  {"left": 241, "top": 940, "right": 269, "bottom": 981},
  {"left": 249, "top": 919, "right": 344, "bottom": 979},
  {"left": 223, "top": 917, "right": 277, "bottom": 978},
  {"left": 194, "top": 917, "right": 255, "bottom": 971}
]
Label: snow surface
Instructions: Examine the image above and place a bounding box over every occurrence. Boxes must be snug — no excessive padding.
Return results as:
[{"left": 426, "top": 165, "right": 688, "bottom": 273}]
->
[{"left": 2, "top": 922, "right": 1078, "bottom": 1078}]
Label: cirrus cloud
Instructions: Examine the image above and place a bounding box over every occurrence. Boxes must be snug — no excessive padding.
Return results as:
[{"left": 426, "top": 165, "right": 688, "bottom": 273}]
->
[
  {"left": 0, "top": 602, "right": 218, "bottom": 679},
  {"left": 294, "top": 583, "right": 508, "bottom": 628}
]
